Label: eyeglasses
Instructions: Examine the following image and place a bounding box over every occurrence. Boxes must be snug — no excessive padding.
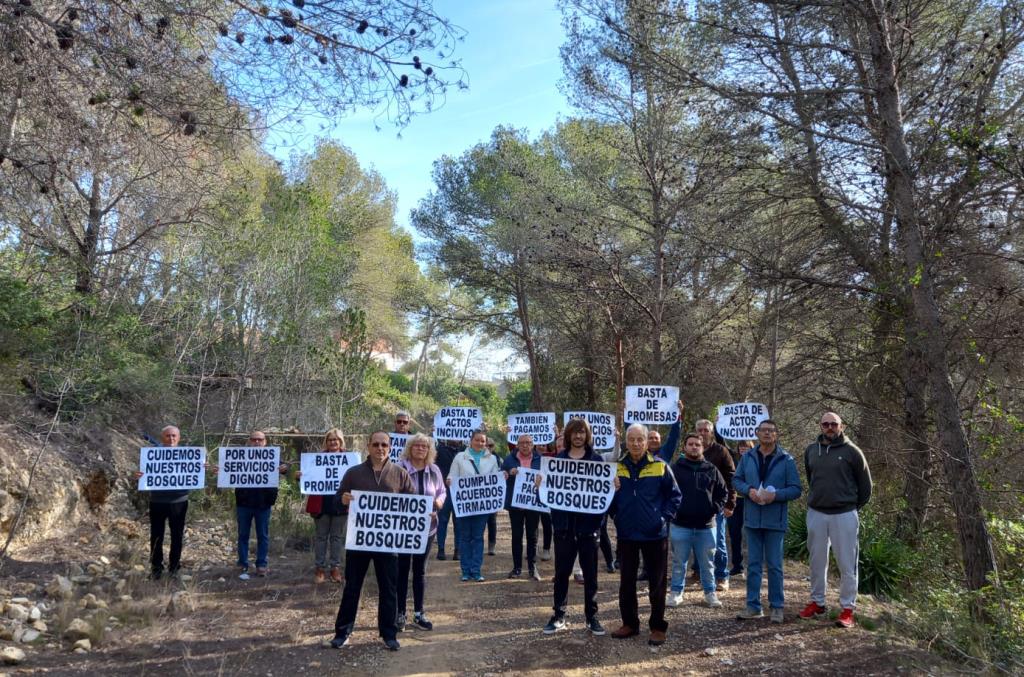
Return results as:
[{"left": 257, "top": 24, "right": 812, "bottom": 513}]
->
[
  {"left": 370, "top": 442, "right": 390, "bottom": 448},
  {"left": 395, "top": 420, "right": 410, "bottom": 425},
  {"left": 820, "top": 422, "right": 840, "bottom": 428}
]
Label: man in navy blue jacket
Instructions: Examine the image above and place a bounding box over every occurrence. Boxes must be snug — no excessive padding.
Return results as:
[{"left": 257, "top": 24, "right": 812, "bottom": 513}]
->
[{"left": 610, "top": 423, "right": 682, "bottom": 647}]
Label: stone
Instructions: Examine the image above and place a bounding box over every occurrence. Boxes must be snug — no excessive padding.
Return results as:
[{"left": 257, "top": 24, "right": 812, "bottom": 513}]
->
[
  {"left": 0, "top": 624, "right": 13, "bottom": 640},
  {"left": 166, "top": 591, "right": 194, "bottom": 616},
  {"left": 99, "top": 556, "right": 111, "bottom": 566},
  {"left": 6, "top": 605, "right": 29, "bottom": 623},
  {"left": 114, "top": 580, "right": 126, "bottom": 594},
  {"left": 31, "top": 620, "right": 46, "bottom": 633},
  {"left": 19, "top": 629, "right": 40, "bottom": 643},
  {"left": 119, "top": 595, "right": 132, "bottom": 603},
  {"left": 0, "top": 646, "right": 25, "bottom": 665},
  {"left": 62, "top": 618, "right": 92, "bottom": 641},
  {"left": 9, "top": 598, "right": 29, "bottom": 606},
  {"left": 70, "top": 576, "right": 92, "bottom": 585},
  {"left": 704, "top": 647, "right": 719, "bottom": 656},
  {"left": 74, "top": 648, "right": 87, "bottom": 654},
  {"left": 28, "top": 607, "right": 40, "bottom": 621},
  {"left": 86, "top": 564, "right": 104, "bottom": 576},
  {"left": 72, "top": 638, "right": 91, "bottom": 651}
]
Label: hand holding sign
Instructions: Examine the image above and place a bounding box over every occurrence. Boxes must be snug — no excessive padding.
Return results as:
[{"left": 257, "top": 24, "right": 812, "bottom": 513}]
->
[
  {"left": 451, "top": 473, "right": 506, "bottom": 517},
  {"left": 138, "top": 447, "right": 206, "bottom": 491},
  {"left": 538, "top": 456, "right": 616, "bottom": 514},
  {"left": 216, "top": 447, "right": 281, "bottom": 489},
  {"left": 299, "top": 452, "right": 360, "bottom": 495},
  {"left": 433, "top": 406, "right": 482, "bottom": 442}
]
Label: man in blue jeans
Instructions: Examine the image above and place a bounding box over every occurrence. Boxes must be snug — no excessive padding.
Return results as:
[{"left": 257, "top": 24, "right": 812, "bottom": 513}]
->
[
  {"left": 694, "top": 419, "right": 736, "bottom": 591},
  {"left": 233, "top": 430, "right": 288, "bottom": 579},
  {"left": 668, "top": 433, "right": 727, "bottom": 608},
  {"left": 732, "top": 419, "right": 802, "bottom": 623}
]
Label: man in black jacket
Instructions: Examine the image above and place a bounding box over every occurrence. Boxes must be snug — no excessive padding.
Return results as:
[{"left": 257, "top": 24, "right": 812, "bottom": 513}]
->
[
  {"left": 234, "top": 430, "right": 287, "bottom": 579},
  {"left": 434, "top": 438, "right": 463, "bottom": 560},
  {"left": 668, "top": 433, "right": 727, "bottom": 608}
]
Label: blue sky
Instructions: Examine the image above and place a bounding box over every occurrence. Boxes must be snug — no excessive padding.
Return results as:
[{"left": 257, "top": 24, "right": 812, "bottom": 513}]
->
[{"left": 271, "top": 0, "right": 570, "bottom": 237}]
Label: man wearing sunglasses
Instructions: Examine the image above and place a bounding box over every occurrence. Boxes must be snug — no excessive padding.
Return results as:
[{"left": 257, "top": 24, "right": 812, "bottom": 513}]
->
[{"left": 799, "top": 413, "right": 872, "bottom": 629}]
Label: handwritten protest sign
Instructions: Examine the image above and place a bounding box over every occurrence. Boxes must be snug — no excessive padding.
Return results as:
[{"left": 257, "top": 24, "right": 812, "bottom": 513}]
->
[
  {"left": 624, "top": 385, "right": 680, "bottom": 425},
  {"left": 216, "top": 447, "right": 281, "bottom": 489},
  {"left": 538, "top": 456, "right": 615, "bottom": 514},
  {"left": 299, "top": 452, "right": 360, "bottom": 495},
  {"left": 510, "top": 468, "right": 548, "bottom": 513},
  {"left": 138, "top": 447, "right": 206, "bottom": 491},
  {"left": 451, "top": 473, "right": 506, "bottom": 518},
  {"left": 389, "top": 433, "right": 410, "bottom": 463},
  {"left": 716, "top": 402, "right": 770, "bottom": 440},
  {"left": 507, "top": 412, "right": 555, "bottom": 445},
  {"left": 433, "top": 406, "right": 482, "bottom": 442},
  {"left": 345, "top": 490, "right": 432, "bottom": 554},
  {"left": 563, "top": 411, "right": 616, "bottom": 450}
]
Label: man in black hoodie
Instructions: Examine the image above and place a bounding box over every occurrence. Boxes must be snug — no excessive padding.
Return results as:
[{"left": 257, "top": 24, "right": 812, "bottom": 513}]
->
[
  {"left": 798, "top": 412, "right": 872, "bottom": 629},
  {"left": 668, "top": 433, "right": 727, "bottom": 609}
]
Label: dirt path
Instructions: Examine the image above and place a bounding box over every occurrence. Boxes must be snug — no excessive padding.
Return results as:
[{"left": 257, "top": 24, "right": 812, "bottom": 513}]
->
[{"left": 5, "top": 512, "right": 953, "bottom": 676}]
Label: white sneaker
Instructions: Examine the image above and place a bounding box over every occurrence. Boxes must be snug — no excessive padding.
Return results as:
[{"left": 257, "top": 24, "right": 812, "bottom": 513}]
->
[
  {"left": 540, "top": 549, "right": 552, "bottom": 561},
  {"left": 666, "top": 591, "right": 684, "bottom": 607},
  {"left": 770, "top": 607, "right": 784, "bottom": 623},
  {"left": 704, "top": 592, "right": 722, "bottom": 608}
]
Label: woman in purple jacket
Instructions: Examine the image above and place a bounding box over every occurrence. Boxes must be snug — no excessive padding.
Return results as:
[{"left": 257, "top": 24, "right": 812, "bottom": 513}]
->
[{"left": 397, "top": 433, "right": 447, "bottom": 631}]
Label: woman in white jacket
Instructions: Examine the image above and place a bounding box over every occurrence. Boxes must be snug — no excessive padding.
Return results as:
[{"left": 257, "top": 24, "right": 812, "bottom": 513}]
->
[{"left": 447, "top": 429, "right": 502, "bottom": 581}]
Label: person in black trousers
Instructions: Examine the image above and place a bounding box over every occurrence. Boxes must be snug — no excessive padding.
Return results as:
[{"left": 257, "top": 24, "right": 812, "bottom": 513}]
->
[
  {"left": 539, "top": 419, "right": 607, "bottom": 637},
  {"left": 728, "top": 439, "right": 755, "bottom": 577},
  {"left": 501, "top": 434, "right": 543, "bottom": 579}
]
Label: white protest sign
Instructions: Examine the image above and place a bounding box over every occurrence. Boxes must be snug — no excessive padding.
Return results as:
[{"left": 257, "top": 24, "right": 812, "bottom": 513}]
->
[
  {"left": 624, "top": 385, "right": 680, "bottom": 425},
  {"left": 451, "top": 473, "right": 506, "bottom": 518},
  {"left": 299, "top": 452, "right": 360, "bottom": 495},
  {"left": 716, "top": 402, "right": 770, "bottom": 440},
  {"left": 216, "top": 447, "right": 281, "bottom": 489},
  {"left": 563, "top": 411, "right": 616, "bottom": 450},
  {"left": 433, "top": 406, "right": 483, "bottom": 442},
  {"left": 511, "top": 468, "right": 548, "bottom": 513},
  {"left": 506, "top": 412, "right": 555, "bottom": 445},
  {"left": 389, "top": 433, "right": 410, "bottom": 463},
  {"left": 345, "top": 490, "right": 432, "bottom": 554},
  {"left": 138, "top": 447, "right": 206, "bottom": 491},
  {"left": 538, "top": 456, "right": 616, "bottom": 514}
]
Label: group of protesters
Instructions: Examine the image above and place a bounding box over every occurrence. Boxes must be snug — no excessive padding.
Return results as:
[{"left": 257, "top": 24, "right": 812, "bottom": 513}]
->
[{"left": 140, "top": 405, "right": 871, "bottom": 651}]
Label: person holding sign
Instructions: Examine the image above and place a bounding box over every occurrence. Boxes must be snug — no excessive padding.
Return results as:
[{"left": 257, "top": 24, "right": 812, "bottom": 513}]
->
[
  {"left": 447, "top": 429, "right": 501, "bottom": 581},
  {"left": 609, "top": 424, "right": 681, "bottom": 646},
  {"left": 394, "top": 411, "right": 413, "bottom": 434},
  {"left": 693, "top": 419, "right": 736, "bottom": 591},
  {"left": 537, "top": 418, "right": 608, "bottom": 637},
  {"left": 396, "top": 434, "right": 447, "bottom": 632},
  {"left": 214, "top": 430, "right": 287, "bottom": 579},
  {"left": 733, "top": 420, "right": 802, "bottom": 623},
  {"left": 330, "top": 432, "right": 414, "bottom": 651},
  {"left": 135, "top": 425, "right": 205, "bottom": 581},
  {"left": 501, "top": 434, "right": 543, "bottom": 580},
  {"left": 668, "top": 433, "right": 728, "bottom": 608},
  {"left": 728, "top": 439, "right": 756, "bottom": 578},
  {"left": 301, "top": 429, "right": 348, "bottom": 584}
]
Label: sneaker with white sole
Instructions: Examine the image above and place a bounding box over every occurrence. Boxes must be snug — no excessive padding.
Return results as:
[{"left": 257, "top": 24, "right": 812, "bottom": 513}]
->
[
  {"left": 716, "top": 579, "right": 729, "bottom": 592},
  {"left": 666, "top": 591, "right": 684, "bottom": 607},
  {"left": 543, "top": 615, "right": 566, "bottom": 634},
  {"left": 586, "top": 617, "right": 606, "bottom": 636},
  {"left": 704, "top": 591, "right": 722, "bottom": 608},
  {"left": 736, "top": 606, "right": 764, "bottom": 620},
  {"left": 770, "top": 607, "right": 784, "bottom": 623}
]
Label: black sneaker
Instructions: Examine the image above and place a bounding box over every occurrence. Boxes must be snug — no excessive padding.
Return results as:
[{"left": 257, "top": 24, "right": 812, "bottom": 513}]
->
[
  {"left": 329, "top": 634, "right": 350, "bottom": 649},
  {"left": 529, "top": 567, "right": 542, "bottom": 581},
  {"left": 437, "top": 551, "right": 447, "bottom": 561},
  {"left": 637, "top": 570, "right": 649, "bottom": 582},
  {"left": 396, "top": 613, "right": 406, "bottom": 632},
  {"left": 413, "top": 613, "right": 433, "bottom": 631},
  {"left": 487, "top": 545, "right": 496, "bottom": 556},
  {"left": 453, "top": 550, "right": 459, "bottom": 561},
  {"left": 150, "top": 569, "right": 163, "bottom": 581},
  {"left": 384, "top": 638, "right": 400, "bottom": 651},
  {"left": 606, "top": 562, "right": 616, "bottom": 573},
  {"left": 508, "top": 569, "right": 522, "bottom": 579},
  {"left": 586, "top": 617, "right": 606, "bottom": 636},
  {"left": 542, "top": 616, "right": 566, "bottom": 634}
]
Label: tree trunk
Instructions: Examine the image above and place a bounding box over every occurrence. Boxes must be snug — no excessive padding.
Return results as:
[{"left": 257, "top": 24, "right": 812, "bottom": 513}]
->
[
  {"left": 513, "top": 273, "right": 544, "bottom": 410},
  {"left": 75, "top": 175, "right": 103, "bottom": 295},
  {"left": 896, "top": 338, "right": 933, "bottom": 543},
  {"left": 865, "top": 2, "right": 996, "bottom": 589}
]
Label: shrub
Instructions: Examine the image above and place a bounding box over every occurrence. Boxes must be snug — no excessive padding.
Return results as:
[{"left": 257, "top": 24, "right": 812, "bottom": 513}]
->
[{"left": 784, "top": 504, "right": 808, "bottom": 559}]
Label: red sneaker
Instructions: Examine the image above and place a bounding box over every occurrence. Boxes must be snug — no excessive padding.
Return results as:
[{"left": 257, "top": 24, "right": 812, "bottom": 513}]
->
[
  {"left": 798, "top": 601, "right": 826, "bottom": 619},
  {"left": 835, "top": 608, "right": 856, "bottom": 628}
]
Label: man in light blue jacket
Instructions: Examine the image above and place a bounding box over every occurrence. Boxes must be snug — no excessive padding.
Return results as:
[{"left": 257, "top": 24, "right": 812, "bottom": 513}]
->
[{"left": 732, "top": 419, "right": 802, "bottom": 623}]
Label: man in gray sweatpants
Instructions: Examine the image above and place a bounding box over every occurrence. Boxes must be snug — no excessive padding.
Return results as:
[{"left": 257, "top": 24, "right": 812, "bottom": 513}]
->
[{"left": 798, "top": 412, "right": 872, "bottom": 628}]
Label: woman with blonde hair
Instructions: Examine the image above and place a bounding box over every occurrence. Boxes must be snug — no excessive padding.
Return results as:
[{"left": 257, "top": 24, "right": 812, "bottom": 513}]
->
[
  {"left": 396, "top": 434, "right": 446, "bottom": 630},
  {"left": 301, "top": 428, "right": 348, "bottom": 583}
]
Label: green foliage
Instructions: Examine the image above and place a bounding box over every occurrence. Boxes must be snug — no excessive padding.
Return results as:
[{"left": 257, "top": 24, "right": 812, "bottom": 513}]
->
[
  {"left": 783, "top": 504, "right": 808, "bottom": 559},
  {"left": 504, "top": 380, "right": 532, "bottom": 414},
  {"left": 0, "top": 273, "right": 49, "bottom": 361}
]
